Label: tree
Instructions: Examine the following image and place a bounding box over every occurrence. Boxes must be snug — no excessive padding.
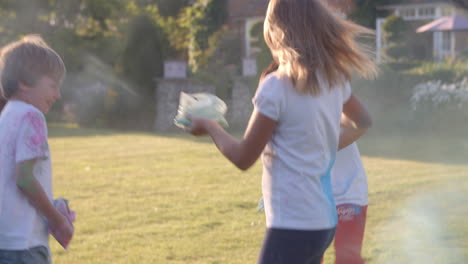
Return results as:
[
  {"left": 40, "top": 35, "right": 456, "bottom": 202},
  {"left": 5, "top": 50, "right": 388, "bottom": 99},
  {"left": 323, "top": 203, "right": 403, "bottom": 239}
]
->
[
  {"left": 348, "top": 0, "right": 393, "bottom": 28},
  {"left": 121, "top": 14, "right": 166, "bottom": 96},
  {"left": 156, "top": 0, "right": 190, "bottom": 17},
  {"left": 383, "top": 15, "right": 408, "bottom": 43},
  {"left": 161, "top": 0, "right": 228, "bottom": 71},
  {"left": 382, "top": 15, "right": 411, "bottom": 61},
  {"left": 0, "top": 0, "right": 230, "bottom": 129},
  {"left": 250, "top": 21, "right": 273, "bottom": 76},
  {"left": 382, "top": 15, "right": 431, "bottom": 61}
]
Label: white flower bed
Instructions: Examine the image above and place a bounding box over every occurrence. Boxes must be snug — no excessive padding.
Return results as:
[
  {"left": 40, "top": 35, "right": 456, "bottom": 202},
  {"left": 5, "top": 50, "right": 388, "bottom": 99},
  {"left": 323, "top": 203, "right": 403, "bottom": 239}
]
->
[{"left": 411, "top": 78, "right": 468, "bottom": 110}]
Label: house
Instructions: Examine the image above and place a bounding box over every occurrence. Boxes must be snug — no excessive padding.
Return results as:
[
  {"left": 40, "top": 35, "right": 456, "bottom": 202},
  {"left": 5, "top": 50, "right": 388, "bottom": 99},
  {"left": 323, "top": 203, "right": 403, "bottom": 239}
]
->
[
  {"left": 227, "top": 0, "right": 358, "bottom": 58},
  {"left": 227, "top": 0, "right": 269, "bottom": 59},
  {"left": 376, "top": 0, "right": 468, "bottom": 61},
  {"left": 226, "top": 0, "right": 357, "bottom": 75}
]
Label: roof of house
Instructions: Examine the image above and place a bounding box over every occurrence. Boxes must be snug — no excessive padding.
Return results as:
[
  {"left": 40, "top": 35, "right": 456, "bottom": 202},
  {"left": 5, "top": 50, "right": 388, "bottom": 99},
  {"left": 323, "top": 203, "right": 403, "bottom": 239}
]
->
[{"left": 417, "top": 14, "right": 468, "bottom": 32}]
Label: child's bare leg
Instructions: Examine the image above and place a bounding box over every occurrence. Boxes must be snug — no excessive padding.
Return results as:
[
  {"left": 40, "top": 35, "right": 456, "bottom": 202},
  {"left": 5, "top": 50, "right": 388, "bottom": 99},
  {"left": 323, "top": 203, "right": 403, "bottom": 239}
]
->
[{"left": 334, "top": 204, "right": 367, "bottom": 264}]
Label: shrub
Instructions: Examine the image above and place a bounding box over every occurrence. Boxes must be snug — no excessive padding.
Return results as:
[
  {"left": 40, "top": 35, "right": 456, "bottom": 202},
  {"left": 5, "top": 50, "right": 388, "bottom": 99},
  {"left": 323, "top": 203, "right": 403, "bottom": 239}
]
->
[
  {"left": 384, "top": 43, "right": 412, "bottom": 62},
  {"left": 383, "top": 15, "right": 408, "bottom": 43},
  {"left": 407, "top": 61, "right": 468, "bottom": 83},
  {"left": 382, "top": 15, "right": 431, "bottom": 61},
  {"left": 384, "top": 61, "right": 421, "bottom": 72}
]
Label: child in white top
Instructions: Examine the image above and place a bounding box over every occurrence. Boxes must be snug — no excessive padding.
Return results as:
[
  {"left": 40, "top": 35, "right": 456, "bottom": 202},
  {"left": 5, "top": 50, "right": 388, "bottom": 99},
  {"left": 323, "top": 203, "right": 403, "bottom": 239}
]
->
[
  {"left": 0, "top": 35, "right": 73, "bottom": 264},
  {"left": 323, "top": 142, "right": 368, "bottom": 264},
  {"left": 187, "top": 0, "right": 376, "bottom": 263},
  {"left": 332, "top": 143, "right": 368, "bottom": 208}
]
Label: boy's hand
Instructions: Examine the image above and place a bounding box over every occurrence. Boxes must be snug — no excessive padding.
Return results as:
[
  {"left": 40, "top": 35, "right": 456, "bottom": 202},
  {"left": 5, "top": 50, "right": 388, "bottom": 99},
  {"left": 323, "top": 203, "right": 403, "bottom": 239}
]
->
[{"left": 49, "top": 214, "right": 74, "bottom": 249}]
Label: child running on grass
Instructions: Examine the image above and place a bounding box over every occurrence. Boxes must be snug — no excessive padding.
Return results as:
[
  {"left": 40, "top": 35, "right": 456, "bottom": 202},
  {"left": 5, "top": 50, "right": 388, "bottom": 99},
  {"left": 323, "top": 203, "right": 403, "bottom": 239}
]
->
[
  {"left": 0, "top": 35, "right": 73, "bottom": 264},
  {"left": 186, "top": 0, "right": 376, "bottom": 263},
  {"left": 322, "top": 142, "right": 369, "bottom": 264}
]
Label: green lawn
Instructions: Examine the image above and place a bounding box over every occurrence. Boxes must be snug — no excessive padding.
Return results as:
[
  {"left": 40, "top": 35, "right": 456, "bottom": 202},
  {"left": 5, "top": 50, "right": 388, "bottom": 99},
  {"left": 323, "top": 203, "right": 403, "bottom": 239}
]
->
[{"left": 48, "top": 124, "right": 468, "bottom": 264}]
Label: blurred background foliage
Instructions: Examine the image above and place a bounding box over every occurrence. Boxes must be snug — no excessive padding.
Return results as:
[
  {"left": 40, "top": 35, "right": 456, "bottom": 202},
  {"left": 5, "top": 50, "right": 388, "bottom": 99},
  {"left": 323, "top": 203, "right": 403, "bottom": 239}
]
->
[
  {"left": 0, "top": 0, "right": 466, "bottom": 136},
  {"left": 0, "top": 0, "right": 229, "bottom": 129}
]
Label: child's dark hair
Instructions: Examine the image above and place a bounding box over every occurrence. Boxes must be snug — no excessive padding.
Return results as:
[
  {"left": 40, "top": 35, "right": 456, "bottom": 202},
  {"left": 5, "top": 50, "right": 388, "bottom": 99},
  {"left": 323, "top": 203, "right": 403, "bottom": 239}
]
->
[
  {"left": 0, "top": 35, "right": 66, "bottom": 101},
  {"left": 0, "top": 49, "right": 4, "bottom": 113},
  {"left": 0, "top": 97, "right": 6, "bottom": 113},
  {"left": 260, "top": 60, "right": 279, "bottom": 82}
]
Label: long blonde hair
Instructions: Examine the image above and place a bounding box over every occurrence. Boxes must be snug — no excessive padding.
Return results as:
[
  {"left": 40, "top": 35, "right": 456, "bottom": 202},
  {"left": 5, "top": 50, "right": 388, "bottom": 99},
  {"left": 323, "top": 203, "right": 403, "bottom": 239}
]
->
[{"left": 264, "top": 0, "right": 377, "bottom": 95}]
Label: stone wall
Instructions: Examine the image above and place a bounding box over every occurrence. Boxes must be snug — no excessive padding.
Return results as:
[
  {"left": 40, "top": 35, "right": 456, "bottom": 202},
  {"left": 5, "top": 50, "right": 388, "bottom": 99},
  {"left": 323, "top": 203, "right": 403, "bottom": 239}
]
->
[
  {"left": 154, "top": 77, "right": 255, "bottom": 132},
  {"left": 226, "top": 78, "right": 255, "bottom": 130}
]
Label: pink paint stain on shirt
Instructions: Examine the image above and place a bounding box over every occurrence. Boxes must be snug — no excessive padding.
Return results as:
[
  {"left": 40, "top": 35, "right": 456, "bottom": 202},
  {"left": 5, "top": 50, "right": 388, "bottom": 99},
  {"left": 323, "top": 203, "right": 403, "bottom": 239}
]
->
[
  {"left": 25, "top": 112, "right": 46, "bottom": 146},
  {"left": 21, "top": 111, "right": 48, "bottom": 156}
]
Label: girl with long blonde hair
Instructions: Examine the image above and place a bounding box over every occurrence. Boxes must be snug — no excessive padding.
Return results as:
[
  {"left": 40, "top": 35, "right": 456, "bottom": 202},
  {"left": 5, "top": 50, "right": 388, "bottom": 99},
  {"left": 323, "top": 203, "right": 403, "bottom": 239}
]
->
[{"left": 188, "top": 0, "right": 376, "bottom": 263}]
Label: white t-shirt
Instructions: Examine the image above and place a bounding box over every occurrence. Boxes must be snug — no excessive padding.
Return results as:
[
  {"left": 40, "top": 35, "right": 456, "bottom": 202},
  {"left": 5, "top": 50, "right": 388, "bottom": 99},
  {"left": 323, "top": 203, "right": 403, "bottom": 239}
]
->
[
  {"left": 0, "top": 100, "right": 52, "bottom": 250},
  {"left": 332, "top": 142, "right": 368, "bottom": 206},
  {"left": 253, "top": 72, "right": 351, "bottom": 230}
]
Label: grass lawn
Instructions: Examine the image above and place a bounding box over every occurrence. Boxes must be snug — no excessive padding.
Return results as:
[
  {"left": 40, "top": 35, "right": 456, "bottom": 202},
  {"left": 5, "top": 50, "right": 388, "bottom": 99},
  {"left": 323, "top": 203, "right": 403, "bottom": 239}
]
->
[{"left": 48, "top": 124, "right": 468, "bottom": 264}]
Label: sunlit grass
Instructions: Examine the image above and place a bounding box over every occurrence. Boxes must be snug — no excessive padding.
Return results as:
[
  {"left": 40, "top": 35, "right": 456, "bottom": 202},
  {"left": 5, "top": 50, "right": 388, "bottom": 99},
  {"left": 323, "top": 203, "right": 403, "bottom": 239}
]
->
[{"left": 48, "top": 125, "right": 468, "bottom": 264}]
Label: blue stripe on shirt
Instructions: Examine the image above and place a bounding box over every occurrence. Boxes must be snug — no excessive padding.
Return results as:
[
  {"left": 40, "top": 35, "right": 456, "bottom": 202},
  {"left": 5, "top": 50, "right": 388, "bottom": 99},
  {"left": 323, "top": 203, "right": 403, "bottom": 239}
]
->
[{"left": 320, "top": 156, "right": 338, "bottom": 226}]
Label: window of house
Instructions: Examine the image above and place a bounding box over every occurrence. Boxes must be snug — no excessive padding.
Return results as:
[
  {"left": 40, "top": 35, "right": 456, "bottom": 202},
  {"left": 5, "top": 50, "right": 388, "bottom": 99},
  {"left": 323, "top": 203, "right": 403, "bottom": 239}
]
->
[
  {"left": 442, "top": 31, "right": 451, "bottom": 52},
  {"left": 399, "top": 8, "right": 416, "bottom": 19},
  {"left": 441, "top": 7, "right": 453, "bottom": 16},
  {"left": 418, "top": 7, "right": 435, "bottom": 18}
]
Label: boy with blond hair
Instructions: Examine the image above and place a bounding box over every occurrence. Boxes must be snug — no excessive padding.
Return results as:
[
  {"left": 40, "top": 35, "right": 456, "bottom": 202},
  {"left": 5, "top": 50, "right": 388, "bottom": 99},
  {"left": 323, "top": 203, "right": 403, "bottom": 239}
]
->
[{"left": 0, "top": 35, "right": 73, "bottom": 264}]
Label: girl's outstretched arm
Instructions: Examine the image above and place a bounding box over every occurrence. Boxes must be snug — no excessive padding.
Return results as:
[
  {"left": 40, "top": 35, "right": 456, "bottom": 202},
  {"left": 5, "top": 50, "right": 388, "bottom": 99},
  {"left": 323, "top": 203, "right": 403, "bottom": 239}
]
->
[
  {"left": 189, "top": 110, "right": 276, "bottom": 171},
  {"left": 339, "top": 94, "right": 372, "bottom": 150}
]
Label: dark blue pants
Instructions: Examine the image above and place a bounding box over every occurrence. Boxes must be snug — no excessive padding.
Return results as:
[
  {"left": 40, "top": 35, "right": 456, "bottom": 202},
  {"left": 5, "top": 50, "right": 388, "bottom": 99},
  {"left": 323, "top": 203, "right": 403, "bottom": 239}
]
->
[
  {"left": 258, "top": 227, "right": 336, "bottom": 264},
  {"left": 0, "top": 246, "right": 50, "bottom": 264}
]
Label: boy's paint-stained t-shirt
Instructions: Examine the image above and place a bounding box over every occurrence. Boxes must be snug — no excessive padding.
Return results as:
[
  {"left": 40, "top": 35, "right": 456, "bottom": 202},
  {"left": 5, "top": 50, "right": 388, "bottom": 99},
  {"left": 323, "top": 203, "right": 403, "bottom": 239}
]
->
[{"left": 0, "top": 100, "right": 52, "bottom": 250}]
